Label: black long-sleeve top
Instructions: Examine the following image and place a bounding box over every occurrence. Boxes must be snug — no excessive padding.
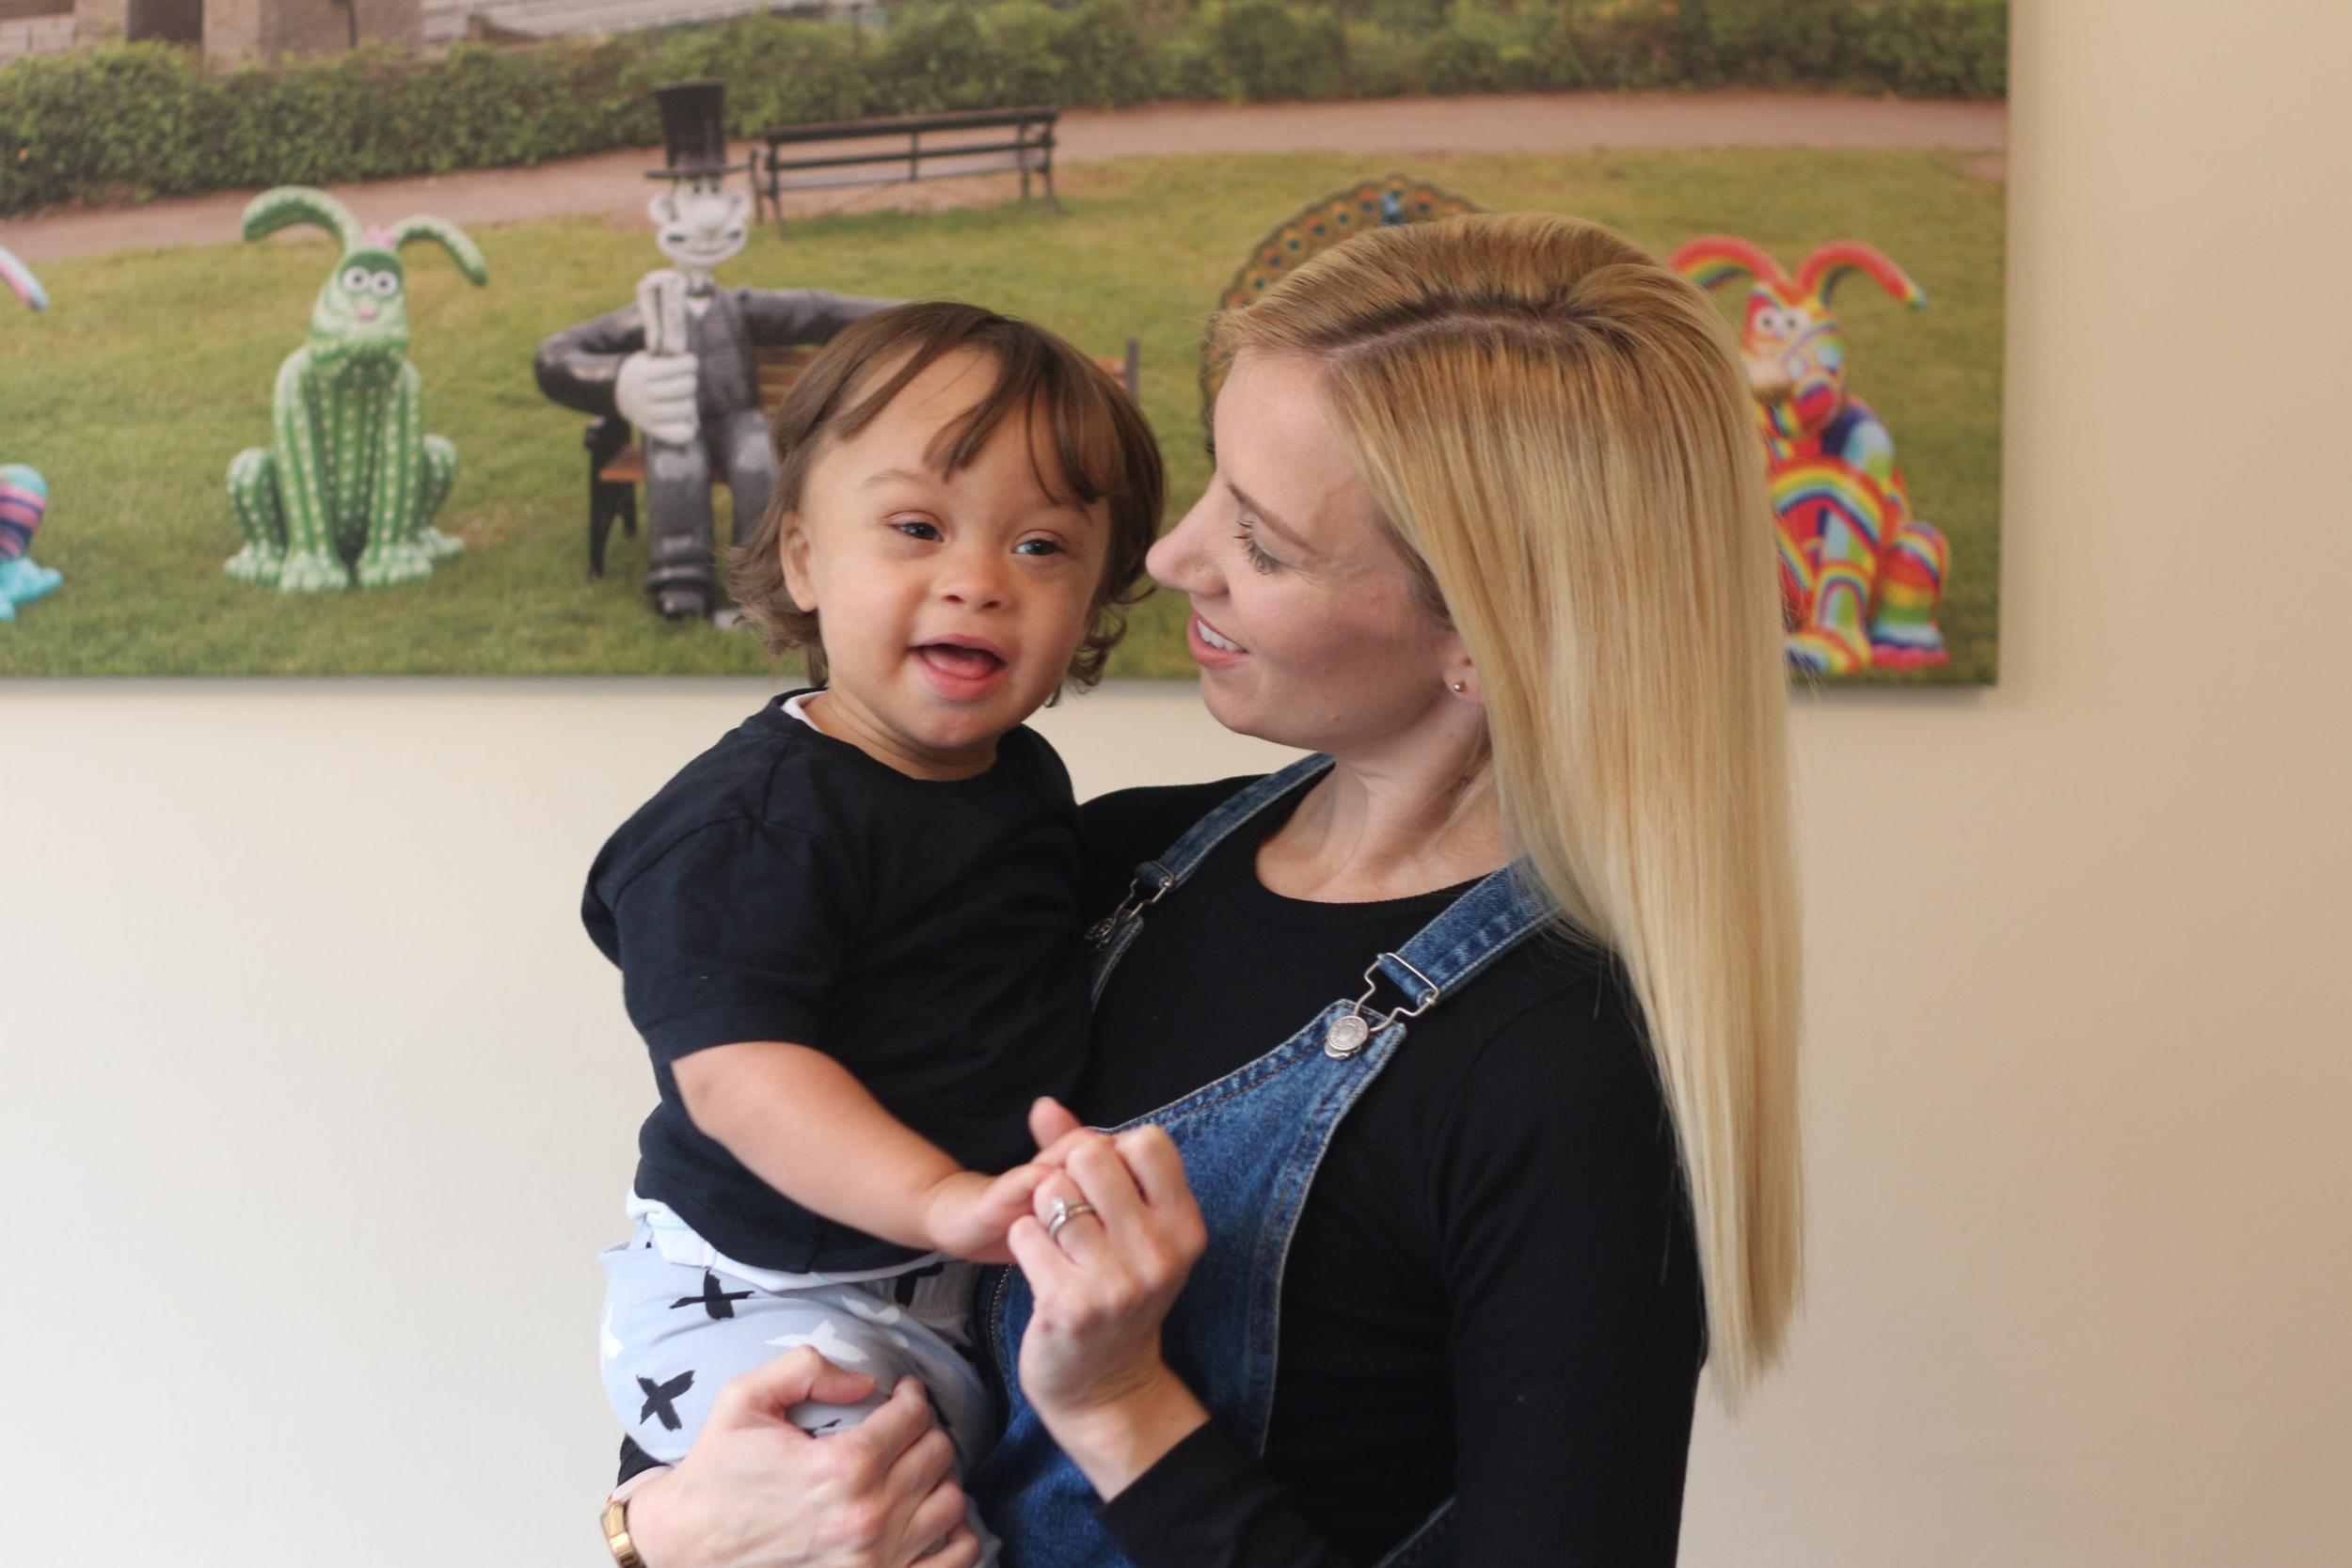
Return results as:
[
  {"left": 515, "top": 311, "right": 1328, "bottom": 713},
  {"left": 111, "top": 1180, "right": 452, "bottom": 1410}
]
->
[{"left": 1073, "top": 778, "right": 1705, "bottom": 1568}]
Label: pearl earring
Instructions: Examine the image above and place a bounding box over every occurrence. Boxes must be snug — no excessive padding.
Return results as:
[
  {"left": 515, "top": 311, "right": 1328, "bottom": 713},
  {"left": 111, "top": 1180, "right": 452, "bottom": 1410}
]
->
[{"left": 1449, "top": 680, "right": 1466, "bottom": 694}]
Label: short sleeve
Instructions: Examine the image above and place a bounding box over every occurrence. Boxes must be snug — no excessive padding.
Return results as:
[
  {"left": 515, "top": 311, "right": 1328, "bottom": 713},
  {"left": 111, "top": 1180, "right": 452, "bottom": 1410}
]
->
[{"left": 601, "top": 817, "right": 853, "bottom": 1064}]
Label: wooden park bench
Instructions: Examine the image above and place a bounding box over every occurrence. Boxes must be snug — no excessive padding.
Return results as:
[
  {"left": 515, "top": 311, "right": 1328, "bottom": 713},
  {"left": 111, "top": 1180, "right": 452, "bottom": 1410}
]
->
[
  {"left": 755, "top": 106, "right": 1061, "bottom": 230},
  {"left": 585, "top": 334, "right": 1142, "bottom": 578}
]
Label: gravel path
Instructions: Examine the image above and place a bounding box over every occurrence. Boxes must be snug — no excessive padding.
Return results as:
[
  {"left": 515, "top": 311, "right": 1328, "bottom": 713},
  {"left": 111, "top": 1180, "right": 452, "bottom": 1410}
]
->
[{"left": 4, "top": 90, "right": 2005, "bottom": 263}]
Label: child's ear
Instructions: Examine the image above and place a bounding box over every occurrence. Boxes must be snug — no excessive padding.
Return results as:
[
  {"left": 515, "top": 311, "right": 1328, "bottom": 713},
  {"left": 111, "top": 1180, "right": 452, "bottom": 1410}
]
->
[{"left": 779, "top": 518, "right": 818, "bottom": 613}]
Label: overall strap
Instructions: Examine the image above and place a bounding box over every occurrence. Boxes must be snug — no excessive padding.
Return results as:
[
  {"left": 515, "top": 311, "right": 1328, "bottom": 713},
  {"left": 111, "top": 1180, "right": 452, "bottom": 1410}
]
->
[
  {"left": 1391, "top": 863, "right": 1558, "bottom": 996},
  {"left": 1085, "top": 753, "right": 1333, "bottom": 948},
  {"left": 1319, "top": 862, "right": 1559, "bottom": 1060}
]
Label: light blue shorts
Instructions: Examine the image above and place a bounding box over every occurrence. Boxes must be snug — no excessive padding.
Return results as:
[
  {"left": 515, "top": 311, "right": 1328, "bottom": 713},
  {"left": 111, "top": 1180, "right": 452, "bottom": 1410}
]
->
[{"left": 598, "top": 1217, "right": 999, "bottom": 1559}]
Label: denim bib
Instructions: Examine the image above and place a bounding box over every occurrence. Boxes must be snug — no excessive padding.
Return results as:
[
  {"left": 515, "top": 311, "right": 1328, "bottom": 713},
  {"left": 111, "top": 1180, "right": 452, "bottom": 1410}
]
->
[{"left": 971, "top": 755, "right": 1554, "bottom": 1568}]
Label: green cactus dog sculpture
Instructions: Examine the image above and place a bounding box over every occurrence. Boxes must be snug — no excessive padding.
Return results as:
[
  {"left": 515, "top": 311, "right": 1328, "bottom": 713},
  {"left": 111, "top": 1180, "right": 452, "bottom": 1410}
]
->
[{"left": 225, "top": 188, "right": 488, "bottom": 593}]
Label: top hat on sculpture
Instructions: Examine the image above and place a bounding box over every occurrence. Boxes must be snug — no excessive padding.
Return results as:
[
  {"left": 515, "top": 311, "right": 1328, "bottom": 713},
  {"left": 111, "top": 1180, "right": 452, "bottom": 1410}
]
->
[{"left": 646, "top": 80, "right": 751, "bottom": 184}]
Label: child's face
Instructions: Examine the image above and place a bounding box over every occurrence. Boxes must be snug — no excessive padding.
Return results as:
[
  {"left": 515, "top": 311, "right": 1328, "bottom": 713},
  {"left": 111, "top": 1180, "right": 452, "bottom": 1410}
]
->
[{"left": 782, "top": 348, "right": 1110, "bottom": 780}]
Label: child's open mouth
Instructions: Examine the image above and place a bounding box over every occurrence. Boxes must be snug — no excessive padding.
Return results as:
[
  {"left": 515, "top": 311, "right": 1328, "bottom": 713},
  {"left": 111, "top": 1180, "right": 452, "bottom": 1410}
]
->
[{"left": 915, "top": 641, "right": 1010, "bottom": 698}]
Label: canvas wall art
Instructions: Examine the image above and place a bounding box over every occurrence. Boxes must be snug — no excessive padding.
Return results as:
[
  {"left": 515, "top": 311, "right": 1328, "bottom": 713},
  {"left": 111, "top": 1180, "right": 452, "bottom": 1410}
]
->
[{"left": 0, "top": 0, "right": 2006, "bottom": 681}]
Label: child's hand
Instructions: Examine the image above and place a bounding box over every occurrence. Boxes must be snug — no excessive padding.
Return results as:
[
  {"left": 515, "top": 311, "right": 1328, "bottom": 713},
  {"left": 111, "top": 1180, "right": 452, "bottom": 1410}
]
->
[{"left": 922, "top": 1164, "right": 1050, "bottom": 1263}]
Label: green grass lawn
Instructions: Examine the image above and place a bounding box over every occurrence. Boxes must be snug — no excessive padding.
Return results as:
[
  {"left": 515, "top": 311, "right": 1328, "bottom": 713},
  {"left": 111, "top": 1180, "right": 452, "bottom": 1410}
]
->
[{"left": 0, "top": 149, "right": 2003, "bottom": 680}]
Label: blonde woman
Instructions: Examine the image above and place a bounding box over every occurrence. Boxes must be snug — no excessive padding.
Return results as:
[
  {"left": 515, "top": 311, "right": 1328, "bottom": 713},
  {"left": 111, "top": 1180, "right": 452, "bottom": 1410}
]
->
[{"left": 610, "top": 213, "right": 1802, "bottom": 1568}]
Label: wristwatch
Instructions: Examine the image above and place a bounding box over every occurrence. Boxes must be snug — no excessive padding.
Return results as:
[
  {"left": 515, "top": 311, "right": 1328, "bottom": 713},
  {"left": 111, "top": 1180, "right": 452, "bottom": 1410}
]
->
[{"left": 601, "top": 1495, "right": 645, "bottom": 1568}]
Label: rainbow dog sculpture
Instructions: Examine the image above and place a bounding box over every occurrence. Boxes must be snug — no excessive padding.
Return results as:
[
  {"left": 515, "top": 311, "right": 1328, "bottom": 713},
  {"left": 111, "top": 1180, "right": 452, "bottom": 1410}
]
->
[
  {"left": 226, "top": 187, "right": 487, "bottom": 593},
  {"left": 1, "top": 244, "right": 60, "bottom": 623},
  {"left": 1672, "top": 236, "right": 1949, "bottom": 674}
]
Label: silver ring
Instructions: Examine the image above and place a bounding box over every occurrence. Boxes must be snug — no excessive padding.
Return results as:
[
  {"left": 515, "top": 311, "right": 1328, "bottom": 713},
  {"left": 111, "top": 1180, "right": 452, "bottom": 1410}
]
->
[{"left": 1046, "top": 1196, "right": 1099, "bottom": 1241}]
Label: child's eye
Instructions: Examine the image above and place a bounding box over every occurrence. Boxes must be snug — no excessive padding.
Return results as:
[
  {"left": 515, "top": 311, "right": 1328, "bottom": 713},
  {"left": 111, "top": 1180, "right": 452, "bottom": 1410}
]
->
[
  {"left": 893, "top": 519, "right": 942, "bottom": 542},
  {"left": 1235, "top": 515, "right": 1281, "bottom": 574},
  {"left": 1013, "top": 537, "right": 1065, "bottom": 558}
]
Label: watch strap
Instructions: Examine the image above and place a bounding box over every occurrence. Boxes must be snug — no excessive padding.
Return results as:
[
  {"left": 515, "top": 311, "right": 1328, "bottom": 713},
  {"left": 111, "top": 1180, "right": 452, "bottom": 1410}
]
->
[{"left": 601, "top": 1495, "right": 645, "bottom": 1568}]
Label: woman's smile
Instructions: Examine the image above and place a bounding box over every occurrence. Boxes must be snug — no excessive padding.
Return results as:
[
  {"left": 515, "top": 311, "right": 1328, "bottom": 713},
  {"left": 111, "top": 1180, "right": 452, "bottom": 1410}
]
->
[{"left": 1188, "top": 613, "right": 1249, "bottom": 661}]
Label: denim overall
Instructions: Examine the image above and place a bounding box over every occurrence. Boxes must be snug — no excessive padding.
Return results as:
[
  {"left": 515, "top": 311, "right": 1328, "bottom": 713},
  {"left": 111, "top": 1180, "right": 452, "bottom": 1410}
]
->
[{"left": 972, "top": 755, "right": 1556, "bottom": 1568}]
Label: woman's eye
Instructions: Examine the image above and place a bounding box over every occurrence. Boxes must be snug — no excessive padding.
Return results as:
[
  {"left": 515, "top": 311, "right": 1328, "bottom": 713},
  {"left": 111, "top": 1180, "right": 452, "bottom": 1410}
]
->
[
  {"left": 1235, "top": 516, "right": 1280, "bottom": 574},
  {"left": 893, "top": 519, "right": 942, "bottom": 541}
]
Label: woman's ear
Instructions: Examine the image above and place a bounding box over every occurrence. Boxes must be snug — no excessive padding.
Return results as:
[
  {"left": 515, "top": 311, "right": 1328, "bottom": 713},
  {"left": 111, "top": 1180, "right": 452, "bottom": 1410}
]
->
[
  {"left": 779, "top": 519, "right": 818, "bottom": 613},
  {"left": 1438, "top": 634, "right": 1480, "bottom": 705}
]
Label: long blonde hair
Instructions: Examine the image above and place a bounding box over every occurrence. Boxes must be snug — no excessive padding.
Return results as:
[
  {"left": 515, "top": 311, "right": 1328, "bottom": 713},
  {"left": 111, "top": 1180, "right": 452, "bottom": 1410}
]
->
[{"left": 1213, "top": 212, "right": 1802, "bottom": 1402}]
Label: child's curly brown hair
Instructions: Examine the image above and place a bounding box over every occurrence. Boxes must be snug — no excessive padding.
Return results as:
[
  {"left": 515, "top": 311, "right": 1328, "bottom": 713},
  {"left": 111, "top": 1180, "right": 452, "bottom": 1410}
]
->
[{"left": 729, "top": 300, "right": 1164, "bottom": 692}]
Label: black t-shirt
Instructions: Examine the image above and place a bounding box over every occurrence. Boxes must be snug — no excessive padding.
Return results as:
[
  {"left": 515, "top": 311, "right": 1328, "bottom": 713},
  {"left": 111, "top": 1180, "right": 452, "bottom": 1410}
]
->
[
  {"left": 1074, "top": 777, "right": 1705, "bottom": 1568},
  {"left": 582, "top": 693, "right": 1091, "bottom": 1274}
]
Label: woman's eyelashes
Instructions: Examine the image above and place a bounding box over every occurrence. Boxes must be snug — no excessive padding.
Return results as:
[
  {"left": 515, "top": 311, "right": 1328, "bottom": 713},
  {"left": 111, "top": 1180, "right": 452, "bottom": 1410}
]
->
[
  {"left": 1204, "top": 444, "right": 1280, "bottom": 573},
  {"left": 1234, "top": 514, "right": 1282, "bottom": 574}
]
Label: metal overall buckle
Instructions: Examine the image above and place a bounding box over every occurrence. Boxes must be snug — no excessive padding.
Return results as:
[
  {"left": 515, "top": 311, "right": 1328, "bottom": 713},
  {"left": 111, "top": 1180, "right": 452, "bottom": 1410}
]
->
[
  {"left": 1084, "top": 862, "right": 1173, "bottom": 949},
  {"left": 1325, "top": 953, "right": 1441, "bottom": 1059}
]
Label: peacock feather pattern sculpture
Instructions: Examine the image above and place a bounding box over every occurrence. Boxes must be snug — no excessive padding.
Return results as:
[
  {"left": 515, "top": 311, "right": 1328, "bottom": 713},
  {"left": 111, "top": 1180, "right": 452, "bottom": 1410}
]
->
[
  {"left": 1672, "top": 235, "right": 1949, "bottom": 675},
  {"left": 1200, "top": 173, "right": 1484, "bottom": 425},
  {"left": 225, "top": 187, "right": 487, "bottom": 594}
]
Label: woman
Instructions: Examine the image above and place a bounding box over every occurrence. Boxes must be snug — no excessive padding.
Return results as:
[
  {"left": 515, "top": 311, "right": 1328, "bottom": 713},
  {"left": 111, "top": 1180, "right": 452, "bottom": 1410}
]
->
[{"left": 611, "top": 212, "right": 1802, "bottom": 1568}]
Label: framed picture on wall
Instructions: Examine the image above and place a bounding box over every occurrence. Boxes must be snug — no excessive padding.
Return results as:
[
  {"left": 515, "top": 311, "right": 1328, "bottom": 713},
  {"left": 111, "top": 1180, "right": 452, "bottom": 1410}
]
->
[{"left": 0, "top": 0, "right": 2005, "bottom": 683}]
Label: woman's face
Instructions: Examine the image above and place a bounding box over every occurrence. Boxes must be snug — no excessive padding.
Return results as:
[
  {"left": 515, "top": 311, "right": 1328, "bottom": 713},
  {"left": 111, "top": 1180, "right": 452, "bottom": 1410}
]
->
[{"left": 1147, "top": 351, "right": 1465, "bottom": 759}]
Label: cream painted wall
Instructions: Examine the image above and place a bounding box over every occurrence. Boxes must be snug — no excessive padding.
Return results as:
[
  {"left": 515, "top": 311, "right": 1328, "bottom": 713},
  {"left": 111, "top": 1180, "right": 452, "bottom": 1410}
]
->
[{"left": 5, "top": 1, "right": 2349, "bottom": 1562}]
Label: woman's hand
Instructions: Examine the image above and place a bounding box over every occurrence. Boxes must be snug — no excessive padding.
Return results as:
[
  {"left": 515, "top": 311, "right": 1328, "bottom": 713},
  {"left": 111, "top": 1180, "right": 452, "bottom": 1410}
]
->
[
  {"left": 1005, "top": 1099, "right": 1213, "bottom": 1500},
  {"left": 623, "top": 1348, "right": 977, "bottom": 1568}
]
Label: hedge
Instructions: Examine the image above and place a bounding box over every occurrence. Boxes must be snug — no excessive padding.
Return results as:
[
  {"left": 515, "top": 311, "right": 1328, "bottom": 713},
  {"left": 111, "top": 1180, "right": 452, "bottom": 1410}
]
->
[{"left": 0, "top": 0, "right": 2007, "bottom": 214}]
